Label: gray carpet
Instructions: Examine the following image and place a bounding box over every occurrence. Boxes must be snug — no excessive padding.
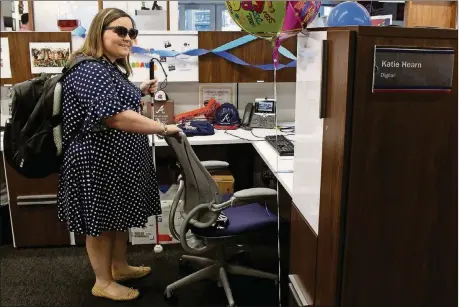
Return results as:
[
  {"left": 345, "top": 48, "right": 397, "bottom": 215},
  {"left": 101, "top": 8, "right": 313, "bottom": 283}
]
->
[{"left": 0, "top": 244, "right": 279, "bottom": 307}]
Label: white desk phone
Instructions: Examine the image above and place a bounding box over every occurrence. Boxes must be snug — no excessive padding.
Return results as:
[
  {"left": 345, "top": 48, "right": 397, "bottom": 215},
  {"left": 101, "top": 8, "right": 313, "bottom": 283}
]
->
[{"left": 241, "top": 98, "right": 276, "bottom": 130}]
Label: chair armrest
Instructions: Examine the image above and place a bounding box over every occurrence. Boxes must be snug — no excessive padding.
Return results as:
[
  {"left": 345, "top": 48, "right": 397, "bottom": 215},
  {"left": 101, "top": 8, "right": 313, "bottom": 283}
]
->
[
  {"left": 233, "top": 188, "right": 277, "bottom": 202},
  {"left": 201, "top": 160, "right": 229, "bottom": 171},
  {"left": 212, "top": 188, "right": 277, "bottom": 211}
]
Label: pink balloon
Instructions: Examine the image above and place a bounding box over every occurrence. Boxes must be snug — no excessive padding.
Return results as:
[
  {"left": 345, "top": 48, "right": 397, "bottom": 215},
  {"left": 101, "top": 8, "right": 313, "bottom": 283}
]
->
[{"left": 281, "top": 1, "right": 321, "bottom": 39}]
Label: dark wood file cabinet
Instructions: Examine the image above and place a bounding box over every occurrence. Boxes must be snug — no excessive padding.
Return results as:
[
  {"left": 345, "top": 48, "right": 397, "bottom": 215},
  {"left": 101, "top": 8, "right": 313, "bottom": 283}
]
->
[
  {"left": 289, "top": 205, "right": 317, "bottom": 307},
  {"left": 4, "top": 160, "right": 70, "bottom": 247},
  {"left": 288, "top": 26, "right": 457, "bottom": 307}
]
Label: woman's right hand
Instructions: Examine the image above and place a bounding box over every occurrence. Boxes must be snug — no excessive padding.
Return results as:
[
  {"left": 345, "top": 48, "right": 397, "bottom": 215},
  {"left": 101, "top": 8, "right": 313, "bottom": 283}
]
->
[{"left": 165, "top": 124, "right": 182, "bottom": 136}]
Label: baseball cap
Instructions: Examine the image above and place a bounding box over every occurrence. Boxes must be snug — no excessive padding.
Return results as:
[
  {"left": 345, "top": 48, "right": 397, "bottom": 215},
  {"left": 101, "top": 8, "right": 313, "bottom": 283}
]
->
[
  {"left": 214, "top": 103, "right": 241, "bottom": 130},
  {"left": 154, "top": 90, "right": 168, "bottom": 102}
]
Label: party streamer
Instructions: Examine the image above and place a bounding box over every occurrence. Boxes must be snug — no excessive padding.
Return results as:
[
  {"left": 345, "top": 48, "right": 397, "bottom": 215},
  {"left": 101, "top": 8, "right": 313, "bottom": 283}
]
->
[{"left": 130, "top": 35, "right": 297, "bottom": 71}]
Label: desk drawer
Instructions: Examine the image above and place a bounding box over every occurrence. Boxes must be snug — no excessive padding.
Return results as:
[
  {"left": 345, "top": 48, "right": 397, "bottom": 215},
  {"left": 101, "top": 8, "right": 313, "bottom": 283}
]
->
[
  {"left": 4, "top": 159, "right": 70, "bottom": 247},
  {"left": 290, "top": 203, "right": 317, "bottom": 306}
]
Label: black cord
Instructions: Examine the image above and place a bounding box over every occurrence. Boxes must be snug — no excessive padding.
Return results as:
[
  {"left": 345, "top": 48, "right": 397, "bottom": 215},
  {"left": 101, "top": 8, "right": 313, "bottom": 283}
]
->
[
  {"left": 149, "top": 57, "right": 168, "bottom": 90},
  {"left": 223, "top": 130, "right": 265, "bottom": 142},
  {"left": 223, "top": 129, "right": 294, "bottom": 141},
  {"left": 279, "top": 127, "right": 295, "bottom": 134}
]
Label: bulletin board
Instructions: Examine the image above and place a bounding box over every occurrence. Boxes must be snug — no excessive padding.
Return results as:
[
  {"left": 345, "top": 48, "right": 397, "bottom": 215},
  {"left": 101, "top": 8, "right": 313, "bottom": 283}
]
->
[
  {"left": 72, "top": 31, "right": 199, "bottom": 83},
  {"left": 129, "top": 31, "right": 199, "bottom": 83}
]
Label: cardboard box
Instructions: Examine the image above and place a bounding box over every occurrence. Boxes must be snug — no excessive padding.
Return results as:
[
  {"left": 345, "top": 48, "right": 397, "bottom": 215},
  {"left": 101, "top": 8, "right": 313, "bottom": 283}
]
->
[
  {"left": 129, "top": 175, "right": 234, "bottom": 245},
  {"left": 130, "top": 200, "right": 184, "bottom": 245},
  {"left": 212, "top": 174, "right": 234, "bottom": 196}
]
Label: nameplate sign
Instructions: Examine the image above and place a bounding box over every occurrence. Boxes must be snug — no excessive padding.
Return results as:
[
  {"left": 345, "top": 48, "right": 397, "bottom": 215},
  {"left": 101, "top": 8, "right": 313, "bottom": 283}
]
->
[{"left": 372, "top": 46, "right": 454, "bottom": 92}]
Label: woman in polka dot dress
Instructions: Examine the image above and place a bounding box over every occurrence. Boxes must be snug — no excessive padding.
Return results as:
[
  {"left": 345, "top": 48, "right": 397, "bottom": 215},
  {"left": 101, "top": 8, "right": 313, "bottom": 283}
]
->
[{"left": 57, "top": 8, "right": 181, "bottom": 301}]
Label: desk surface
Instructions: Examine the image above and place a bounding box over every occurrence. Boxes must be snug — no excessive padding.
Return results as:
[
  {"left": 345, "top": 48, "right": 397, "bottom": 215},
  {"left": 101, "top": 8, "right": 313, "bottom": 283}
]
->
[
  {"left": 153, "top": 127, "right": 295, "bottom": 196},
  {"left": 151, "top": 128, "right": 280, "bottom": 146}
]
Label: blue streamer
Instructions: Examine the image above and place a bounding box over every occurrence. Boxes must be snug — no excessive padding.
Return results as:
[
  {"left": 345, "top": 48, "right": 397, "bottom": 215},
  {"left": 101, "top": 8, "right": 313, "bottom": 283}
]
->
[{"left": 131, "top": 34, "right": 297, "bottom": 71}]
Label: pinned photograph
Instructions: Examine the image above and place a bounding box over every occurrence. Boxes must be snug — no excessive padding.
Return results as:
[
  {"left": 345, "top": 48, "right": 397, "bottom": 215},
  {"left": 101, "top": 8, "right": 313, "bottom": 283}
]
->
[
  {"left": 1, "top": 37, "right": 12, "bottom": 78},
  {"left": 164, "top": 41, "right": 172, "bottom": 48},
  {"left": 168, "top": 64, "right": 176, "bottom": 72},
  {"left": 29, "top": 42, "right": 71, "bottom": 74},
  {"left": 160, "top": 56, "right": 167, "bottom": 62},
  {"left": 371, "top": 15, "right": 392, "bottom": 27}
]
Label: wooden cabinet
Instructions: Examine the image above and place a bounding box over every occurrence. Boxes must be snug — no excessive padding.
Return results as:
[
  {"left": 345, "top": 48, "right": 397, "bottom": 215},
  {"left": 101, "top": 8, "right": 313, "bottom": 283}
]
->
[
  {"left": 290, "top": 27, "right": 457, "bottom": 307},
  {"left": 405, "top": 1, "right": 457, "bottom": 28},
  {"left": 4, "top": 159, "right": 70, "bottom": 247},
  {"left": 289, "top": 205, "right": 317, "bottom": 307},
  {"left": 339, "top": 27, "right": 457, "bottom": 307},
  {"left": 198, "top": 31, "right": 297, "bottom": 83},
  {"left": 0, "top": 31, "right": 72, "bottom": 247}
]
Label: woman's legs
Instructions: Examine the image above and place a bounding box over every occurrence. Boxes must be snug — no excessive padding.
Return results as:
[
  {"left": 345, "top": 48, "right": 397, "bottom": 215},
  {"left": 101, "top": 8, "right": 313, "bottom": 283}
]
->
[
  {"left": 111, "top": 231, "right": 152, "bottom": 278},
  {"left": 86, "top": 231, "right": 134, "bottom": 296},
  {"left": 111, "top": 231, "right": 131, "bottom": 273}
]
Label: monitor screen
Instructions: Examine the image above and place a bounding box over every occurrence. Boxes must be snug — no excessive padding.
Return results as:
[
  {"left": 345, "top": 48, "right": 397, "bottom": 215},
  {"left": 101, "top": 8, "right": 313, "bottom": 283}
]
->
[
  {"left": 3, "top": 17, "right": 13, "bottom": 28},
  {"left": 255, "top": 100, "right": 275, "bottom": 113}
]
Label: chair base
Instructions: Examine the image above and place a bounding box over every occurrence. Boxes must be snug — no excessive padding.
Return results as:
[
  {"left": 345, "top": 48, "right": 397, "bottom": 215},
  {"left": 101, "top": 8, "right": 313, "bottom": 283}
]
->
[{"left": 165, "top": 255, "right": 278, "bottom": 307}]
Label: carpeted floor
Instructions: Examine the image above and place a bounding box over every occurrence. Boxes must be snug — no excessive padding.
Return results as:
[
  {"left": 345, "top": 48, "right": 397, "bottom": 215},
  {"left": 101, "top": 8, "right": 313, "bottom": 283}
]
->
[{"left": 0, "top": 244, "right": 279, "bottom": 307}]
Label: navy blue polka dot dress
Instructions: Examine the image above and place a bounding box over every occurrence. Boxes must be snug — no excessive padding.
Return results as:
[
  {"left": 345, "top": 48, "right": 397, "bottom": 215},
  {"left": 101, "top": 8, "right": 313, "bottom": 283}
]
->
[{"left": 57, "top": 57, "right": 162, "bottom": 236}]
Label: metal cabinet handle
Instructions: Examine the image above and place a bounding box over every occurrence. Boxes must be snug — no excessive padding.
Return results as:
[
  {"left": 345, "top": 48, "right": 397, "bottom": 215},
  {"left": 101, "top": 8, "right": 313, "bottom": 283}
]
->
[
  {"left": 288, "top": 274, "right": 311, "bottom": 306},
  {"left": 319, "top": 39, "right": 329, "bottom": 119},
  {"left": 289, "top": 283, "right": 304, "bottom": 306},
  {"left": 17, "top": 194, "right": 56, "bottom": 200},
  {"left": 16, "top": 194, "right": 57, "bottom": 206},
  {"left": 17, "top": 200, "right": 57, "bottom": 206}
]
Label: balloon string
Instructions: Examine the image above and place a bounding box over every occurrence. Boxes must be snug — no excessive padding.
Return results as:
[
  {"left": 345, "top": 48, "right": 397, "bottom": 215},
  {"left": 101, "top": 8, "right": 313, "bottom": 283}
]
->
[
  {"left": 273, "top": 37, "right": 281, "bottom": 69},
  {"left": 272, "top": 35, "right": 280, "bottom": 307}
]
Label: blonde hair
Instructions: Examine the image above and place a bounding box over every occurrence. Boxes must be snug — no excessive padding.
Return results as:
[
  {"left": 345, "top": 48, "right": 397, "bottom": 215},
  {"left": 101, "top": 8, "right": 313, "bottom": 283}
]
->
[{"left": 69, "top": 8, "right": 135, "bottom": 76}]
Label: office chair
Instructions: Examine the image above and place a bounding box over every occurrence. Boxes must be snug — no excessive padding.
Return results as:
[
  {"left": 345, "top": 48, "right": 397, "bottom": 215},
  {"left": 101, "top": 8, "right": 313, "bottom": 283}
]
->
[{"left": 164, "top": 132, "right": 279, "bottom": 307}]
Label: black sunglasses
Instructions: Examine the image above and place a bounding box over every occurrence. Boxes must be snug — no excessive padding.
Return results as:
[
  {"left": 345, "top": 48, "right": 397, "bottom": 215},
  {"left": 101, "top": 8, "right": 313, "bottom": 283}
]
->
[{"left": 104, "top": 26, "right": 138, "bottom": 39}]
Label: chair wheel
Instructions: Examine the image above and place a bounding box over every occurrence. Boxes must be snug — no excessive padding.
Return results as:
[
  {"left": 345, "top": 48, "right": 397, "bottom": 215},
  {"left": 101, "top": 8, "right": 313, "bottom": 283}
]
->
[{"left": 164, "top": 290, "right": 178, "bottom": 305}]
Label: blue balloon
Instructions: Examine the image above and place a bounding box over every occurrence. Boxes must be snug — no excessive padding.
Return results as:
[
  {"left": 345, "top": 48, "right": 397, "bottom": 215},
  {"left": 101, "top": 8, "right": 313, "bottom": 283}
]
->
[
  {"left": 72, "top": 25, "right": 86, "bottom": 38},
  {"left": 327, "top": 1, "right": 371, "bottom": 27}
]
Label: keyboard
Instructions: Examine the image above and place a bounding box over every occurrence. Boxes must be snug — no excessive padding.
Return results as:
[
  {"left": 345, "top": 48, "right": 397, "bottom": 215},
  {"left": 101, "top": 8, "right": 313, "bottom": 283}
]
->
[{"left": 265, "top": 135, "right": 294, "bottom": 156}]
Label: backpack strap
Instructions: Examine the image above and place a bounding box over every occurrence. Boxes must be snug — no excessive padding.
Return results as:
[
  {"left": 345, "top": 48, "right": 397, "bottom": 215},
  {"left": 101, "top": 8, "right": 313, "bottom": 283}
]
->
[
  {"left": 62, "top": 56, "right": 100, "bottom": 76},
  {"left": 58, "top": 56, "right": 100, "bottom": 153}
]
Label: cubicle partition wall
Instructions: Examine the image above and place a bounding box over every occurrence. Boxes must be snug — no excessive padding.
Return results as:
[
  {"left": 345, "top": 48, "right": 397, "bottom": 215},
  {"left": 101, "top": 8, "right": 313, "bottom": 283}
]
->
[
  {"left": 289, "top": 27, "right": 457, "bottom": 307},
  {"left": 1, "top": 32, "right": 72, "bottom": 247},
  {"left": 0, "top": 31, "right": 72, "bottom": 86},
  {"left": 198, "top": 31, "right": 297, "bottom": 83}
]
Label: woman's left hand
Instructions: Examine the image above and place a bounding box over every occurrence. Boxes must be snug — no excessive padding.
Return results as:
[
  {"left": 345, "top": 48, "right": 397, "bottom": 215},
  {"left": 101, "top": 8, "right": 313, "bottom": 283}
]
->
[{"left": 140, "top": 78, "right": 158, "bottom": 96}]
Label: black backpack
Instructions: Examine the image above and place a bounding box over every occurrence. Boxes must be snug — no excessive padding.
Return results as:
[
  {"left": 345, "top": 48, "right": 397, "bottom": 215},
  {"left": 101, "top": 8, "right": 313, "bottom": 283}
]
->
[{"left": 3, "top": 56, "right": 98, "bottom": 179}]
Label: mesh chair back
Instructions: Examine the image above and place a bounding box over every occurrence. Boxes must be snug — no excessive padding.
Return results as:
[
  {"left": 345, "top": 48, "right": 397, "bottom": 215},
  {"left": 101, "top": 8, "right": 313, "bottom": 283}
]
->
[{"left": 165, "top": 133, "right": 221, "bottom": 225}]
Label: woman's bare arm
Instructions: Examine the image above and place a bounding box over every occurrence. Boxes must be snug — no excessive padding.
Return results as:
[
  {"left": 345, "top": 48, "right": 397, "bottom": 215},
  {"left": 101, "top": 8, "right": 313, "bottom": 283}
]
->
[{"left": 104, "top": 110, "right": 166, "bottom": 135}]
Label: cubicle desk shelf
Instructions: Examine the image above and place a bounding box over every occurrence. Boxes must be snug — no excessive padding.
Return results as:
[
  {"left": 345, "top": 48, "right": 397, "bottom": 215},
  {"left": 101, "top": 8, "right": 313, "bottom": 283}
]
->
[
  {"left": 289, "top": 26, "right": 457, "bottom": 307},
  {"left": 198, "top": 31, "right": 297, "bottom": 83}
]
